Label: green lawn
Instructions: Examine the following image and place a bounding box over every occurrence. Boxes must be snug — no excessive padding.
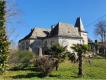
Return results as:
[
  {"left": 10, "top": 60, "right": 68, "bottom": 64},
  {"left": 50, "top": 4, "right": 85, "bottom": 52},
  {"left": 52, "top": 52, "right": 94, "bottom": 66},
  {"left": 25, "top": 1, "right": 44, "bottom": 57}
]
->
[{"left": 0, "top": 57, "right": 106, "bottom": 80}]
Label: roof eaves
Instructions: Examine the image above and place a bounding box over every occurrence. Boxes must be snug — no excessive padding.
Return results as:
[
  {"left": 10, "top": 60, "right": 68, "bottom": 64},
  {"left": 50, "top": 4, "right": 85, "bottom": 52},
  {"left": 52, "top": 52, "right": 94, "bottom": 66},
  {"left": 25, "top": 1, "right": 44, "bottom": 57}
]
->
[{"left": 19, "top": 28, "right": 34, "bottom": 42}]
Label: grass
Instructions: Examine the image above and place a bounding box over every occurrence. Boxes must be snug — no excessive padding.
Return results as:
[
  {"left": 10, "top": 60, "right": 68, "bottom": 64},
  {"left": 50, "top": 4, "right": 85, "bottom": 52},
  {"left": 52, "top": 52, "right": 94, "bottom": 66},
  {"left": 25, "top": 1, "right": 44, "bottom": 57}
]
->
[{"left": 0, "top": 57, "right": 106, "bottom": 80}]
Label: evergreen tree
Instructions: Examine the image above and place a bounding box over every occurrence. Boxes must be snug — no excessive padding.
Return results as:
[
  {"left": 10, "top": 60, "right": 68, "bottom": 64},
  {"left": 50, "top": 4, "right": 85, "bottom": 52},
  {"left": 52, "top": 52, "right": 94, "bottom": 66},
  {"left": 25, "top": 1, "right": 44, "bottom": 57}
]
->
[{"left": 0, "top": 0, "right": 9, "bottom": 72}]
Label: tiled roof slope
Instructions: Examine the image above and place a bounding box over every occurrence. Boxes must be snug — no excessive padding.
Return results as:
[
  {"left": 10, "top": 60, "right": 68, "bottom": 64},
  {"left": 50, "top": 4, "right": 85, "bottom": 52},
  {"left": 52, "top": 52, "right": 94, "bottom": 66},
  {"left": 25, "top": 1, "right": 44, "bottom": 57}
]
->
[
  {"left": 31, "top": 28, "right": 50, "bottom": 38},
  {"left": 48, "top": 22, "right": 81, "bottom": 38},
  {"left": 19, "top": 28, "right": 50, "bottom": 42},
  {"left": 19, "top": 22, "right": 83, "bottom": 42}
]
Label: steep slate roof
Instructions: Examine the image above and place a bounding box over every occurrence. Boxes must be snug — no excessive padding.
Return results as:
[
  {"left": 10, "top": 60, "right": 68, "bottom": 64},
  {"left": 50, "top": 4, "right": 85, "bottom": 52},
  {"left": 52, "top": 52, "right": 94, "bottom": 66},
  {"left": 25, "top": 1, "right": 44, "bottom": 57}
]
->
[
  {"left": 75, "top": 17, "right": 85, "bottom": 32},
  {"left": 19, "top": 28, "right": 50, "bottom": 42},
  {"left": 48, "top": 22, "right": 82, "bottom": 38}
]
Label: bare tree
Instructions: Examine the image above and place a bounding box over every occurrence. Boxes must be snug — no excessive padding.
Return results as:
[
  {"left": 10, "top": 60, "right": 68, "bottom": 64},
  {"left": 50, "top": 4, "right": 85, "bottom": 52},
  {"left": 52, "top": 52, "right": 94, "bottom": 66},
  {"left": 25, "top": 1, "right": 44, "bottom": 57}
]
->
[
  {"left": 95, "top": 20, "right": 106, "bottom": 42},
  {"left": 5, "top": 0, "right": 22, "bottom": 49},
  {"left": 94, "top": 20, "right": 106, "bottom": 55}
]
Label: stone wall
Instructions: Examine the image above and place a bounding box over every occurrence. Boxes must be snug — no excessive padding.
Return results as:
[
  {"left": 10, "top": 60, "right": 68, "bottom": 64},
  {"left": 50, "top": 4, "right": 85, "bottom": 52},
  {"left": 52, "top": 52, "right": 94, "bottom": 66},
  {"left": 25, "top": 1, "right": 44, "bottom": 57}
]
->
[
  {"left": 29, "top": 39, "right": 43, "bottom": 54},
  {"left": 80, "top": 32, "right": 88, "bottom": 44},
  {"left": 58, "top": 37, "right": 82, "bottom": 52}
]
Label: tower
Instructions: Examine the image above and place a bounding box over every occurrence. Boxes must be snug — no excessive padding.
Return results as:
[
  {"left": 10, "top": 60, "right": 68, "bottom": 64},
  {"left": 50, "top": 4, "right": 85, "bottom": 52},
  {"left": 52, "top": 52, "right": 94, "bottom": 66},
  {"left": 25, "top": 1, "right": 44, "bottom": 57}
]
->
[{"left": 75, "top": 17, "right": 88, "bottom": 44}]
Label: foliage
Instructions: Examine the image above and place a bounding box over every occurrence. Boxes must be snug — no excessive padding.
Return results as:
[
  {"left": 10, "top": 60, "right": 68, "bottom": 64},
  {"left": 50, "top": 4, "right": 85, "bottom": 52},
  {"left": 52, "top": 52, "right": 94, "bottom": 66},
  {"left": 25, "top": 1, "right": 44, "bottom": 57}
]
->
[
  {"left": 0, "top": 0, "right": 9, "bottom": 72},
  {"left": 8, "top": 49, "right": 17, "bottom": 65},
  {"left": 68, "top": 52, "right": 78, "bottom": 63},
  {"left": 0, "top": 58, "right": 105, "bottom": 80},
  {"left": 35, "top": 56, "right": 58, "bottom": 77},
  {"left": 45, "top": 44, "right": 67, "bottom": 71},
  {"left": 11, "top": 51, "right": 34, "bottom": 70},
  {"left": 45, "top": 44, "right": 66, "bottom": 62},
  {"left": 71, "top": 44, "right": 89, "bottom": 54}
]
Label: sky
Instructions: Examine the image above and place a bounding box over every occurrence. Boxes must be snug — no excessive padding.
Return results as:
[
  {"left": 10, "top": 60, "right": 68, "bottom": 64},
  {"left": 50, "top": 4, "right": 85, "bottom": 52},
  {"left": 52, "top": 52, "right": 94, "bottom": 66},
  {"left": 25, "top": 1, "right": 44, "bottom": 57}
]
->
[{"left": 6, "top": 0, "right": 106, "bottom": 46}]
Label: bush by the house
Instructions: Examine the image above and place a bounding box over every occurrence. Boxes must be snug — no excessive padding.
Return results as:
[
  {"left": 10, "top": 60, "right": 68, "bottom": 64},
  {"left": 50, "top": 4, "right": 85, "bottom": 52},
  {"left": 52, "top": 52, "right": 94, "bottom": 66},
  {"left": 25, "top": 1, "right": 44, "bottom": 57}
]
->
[
  {"left": 9, "top": 51, "right": 34, "bottom": 70},
  {"left": 44, "top": 44, "right": 67, "bottom": 71},
  {"left": 35, "top": 55, "right": 58, "bottom": 77}
]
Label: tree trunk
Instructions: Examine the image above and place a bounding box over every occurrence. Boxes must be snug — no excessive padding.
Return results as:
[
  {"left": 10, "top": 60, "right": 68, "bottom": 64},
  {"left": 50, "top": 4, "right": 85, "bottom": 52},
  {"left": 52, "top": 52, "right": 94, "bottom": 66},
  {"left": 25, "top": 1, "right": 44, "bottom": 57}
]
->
[
  {"left": 55, "top": 60, "right": 59, "bottom": 71},
  {"left": 78, "top": 53, "right": 83, "bottom": 77},
  {"left": 56, "top": 63, "right": 59, "bottom": 71}
]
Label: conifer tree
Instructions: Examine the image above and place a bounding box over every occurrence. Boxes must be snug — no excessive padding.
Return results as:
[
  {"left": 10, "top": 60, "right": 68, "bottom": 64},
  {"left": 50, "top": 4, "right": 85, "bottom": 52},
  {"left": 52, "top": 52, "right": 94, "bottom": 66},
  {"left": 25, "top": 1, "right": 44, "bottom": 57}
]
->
[{"left": 0, "top": 0, "right": 9, "bottom": 72}]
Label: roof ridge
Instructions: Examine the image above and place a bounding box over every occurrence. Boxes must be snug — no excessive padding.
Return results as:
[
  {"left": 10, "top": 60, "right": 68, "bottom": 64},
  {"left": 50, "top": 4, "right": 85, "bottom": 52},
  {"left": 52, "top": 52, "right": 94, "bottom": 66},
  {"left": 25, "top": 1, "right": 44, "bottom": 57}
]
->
[{"left": 58, "top": 22, "right": 74, "bottom": 27}]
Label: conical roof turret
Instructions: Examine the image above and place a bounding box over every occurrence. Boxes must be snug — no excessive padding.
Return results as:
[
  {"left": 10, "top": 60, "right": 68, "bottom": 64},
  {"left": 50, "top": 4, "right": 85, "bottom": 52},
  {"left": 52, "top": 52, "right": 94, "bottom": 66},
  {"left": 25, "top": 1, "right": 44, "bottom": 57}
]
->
[{"left": 75, "top": 17, "right": 85, "bottom": 32}]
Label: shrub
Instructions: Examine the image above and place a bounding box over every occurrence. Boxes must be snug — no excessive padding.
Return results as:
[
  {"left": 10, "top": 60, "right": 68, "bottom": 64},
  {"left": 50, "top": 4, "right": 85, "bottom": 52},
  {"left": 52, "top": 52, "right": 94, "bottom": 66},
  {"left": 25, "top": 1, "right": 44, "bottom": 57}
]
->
[
  {"left": 35, "top": 55, "right": 58, "bottom": 77},
  {"left": 9, "top": 50, "right": 34, "bottom": 70},
  {"left": 44, "top": 44, "right": 67, "bottom": 70},
  {"left": 68, "top": 52, "right": 78, "bottom": 63}
]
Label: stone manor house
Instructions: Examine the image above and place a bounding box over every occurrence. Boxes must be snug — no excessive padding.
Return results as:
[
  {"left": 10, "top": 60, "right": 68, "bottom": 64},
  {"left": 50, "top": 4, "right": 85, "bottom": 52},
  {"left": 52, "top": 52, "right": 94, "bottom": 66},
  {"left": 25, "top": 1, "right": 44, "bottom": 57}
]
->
[{"left": 18, "top": 17, "right": 88, "bottom": 54}]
